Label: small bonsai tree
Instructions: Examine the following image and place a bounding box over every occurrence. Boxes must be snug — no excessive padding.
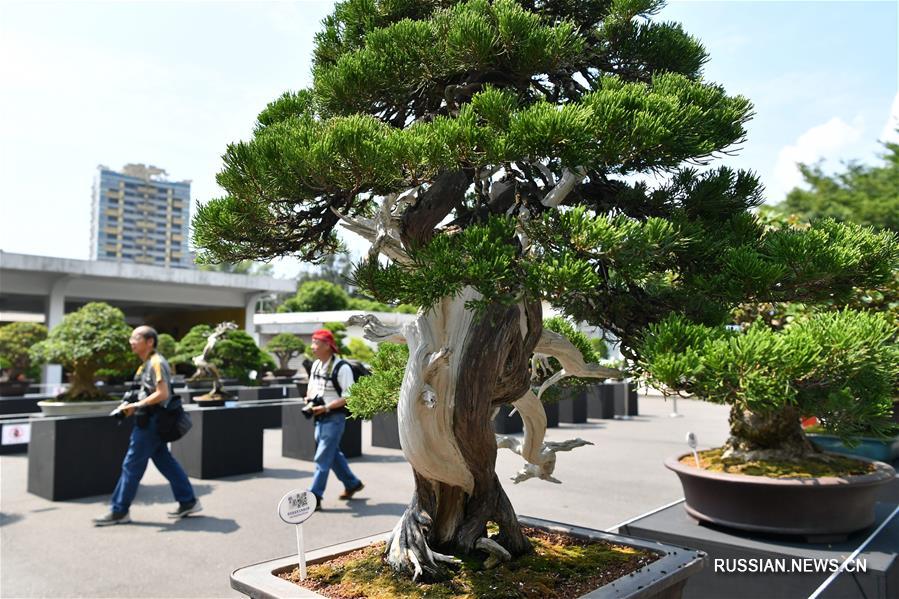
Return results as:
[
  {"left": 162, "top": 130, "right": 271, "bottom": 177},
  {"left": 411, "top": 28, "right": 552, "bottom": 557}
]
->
[
  {"left": 173, "top": 324, "right": 274, "bottom": 384},
  {"left": 266, "top": 333, "right": 306, "bottom": 371},
  {"left": 0, "top": 322, "right": 47, "bottom": 381},
  {"left": 30, "top": 303, "right": 134, "bottom": 401},
  {"left": 640, "top": 310, "right": 899, "bottom": 462}
]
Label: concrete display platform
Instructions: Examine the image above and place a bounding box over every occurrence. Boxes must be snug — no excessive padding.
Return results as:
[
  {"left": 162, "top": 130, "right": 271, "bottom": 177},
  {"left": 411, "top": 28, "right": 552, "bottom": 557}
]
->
[{"left": 1, "top": 394, "right": 731, "bottom": 598}]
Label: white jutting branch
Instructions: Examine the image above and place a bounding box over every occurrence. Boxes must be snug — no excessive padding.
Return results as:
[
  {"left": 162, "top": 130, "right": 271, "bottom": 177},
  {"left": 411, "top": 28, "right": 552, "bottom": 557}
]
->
[
  {"left": 497, "top": 389, "right": 593, "bottom": 484},
  {"left": 541, "top": 166, "right": 587, "bottom": 208},
  {"left": 331, "top": 186, "right": 421, "bottom": 264},
  {"left": 346, "top": 314, "right": 407, "bottom": 344},
  {"left": 533, "top": 329, "right": 623, "bottom": 400}
]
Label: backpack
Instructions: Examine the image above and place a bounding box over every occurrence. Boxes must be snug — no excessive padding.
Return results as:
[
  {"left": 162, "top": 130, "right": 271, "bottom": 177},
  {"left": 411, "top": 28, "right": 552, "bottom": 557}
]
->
[{"left": 330, "top": 359, "right": 371, "bottom": 397}]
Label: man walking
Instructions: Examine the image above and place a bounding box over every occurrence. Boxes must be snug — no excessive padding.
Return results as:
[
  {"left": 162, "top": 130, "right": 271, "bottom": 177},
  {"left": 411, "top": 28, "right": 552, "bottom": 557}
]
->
[
  {"left": 93, "top": 326, "right": 201, "bottom": 525},
  {"left": 305, "top": 328, "right": 364, "bottom": 510}
]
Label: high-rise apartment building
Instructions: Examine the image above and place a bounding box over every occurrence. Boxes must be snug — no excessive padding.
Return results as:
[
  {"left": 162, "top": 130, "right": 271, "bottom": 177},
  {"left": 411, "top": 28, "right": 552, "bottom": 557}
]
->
[{"left": 90, "top": 164, "right": 192, "bottom": 268}]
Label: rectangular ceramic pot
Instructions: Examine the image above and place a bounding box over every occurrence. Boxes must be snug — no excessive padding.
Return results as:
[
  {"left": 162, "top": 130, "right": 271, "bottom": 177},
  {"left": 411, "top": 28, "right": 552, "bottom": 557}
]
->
[
  {"left": 371, "top": 410, "right": 401, "bottom": 450},
  {"left": 282, "top": 403, "right": 362, "bottom": 460},
  {"left": 230, "top": 515, "right": 705, "bottom": 598}
]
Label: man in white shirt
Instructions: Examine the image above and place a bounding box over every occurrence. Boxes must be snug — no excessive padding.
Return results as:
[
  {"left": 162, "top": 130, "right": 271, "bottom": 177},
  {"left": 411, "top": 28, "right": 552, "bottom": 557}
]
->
[{"left": 305, "top": 328, "right": 364, "bottom": 510}]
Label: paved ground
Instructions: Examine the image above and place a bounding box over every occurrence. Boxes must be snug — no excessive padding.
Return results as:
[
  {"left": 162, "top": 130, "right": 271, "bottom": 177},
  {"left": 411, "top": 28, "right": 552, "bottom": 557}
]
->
[{"left": 1, "top": 394, "right": 734, "bottom": 598}]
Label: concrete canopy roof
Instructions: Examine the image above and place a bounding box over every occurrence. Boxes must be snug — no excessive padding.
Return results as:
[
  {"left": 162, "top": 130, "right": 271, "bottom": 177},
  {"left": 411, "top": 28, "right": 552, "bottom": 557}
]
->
[{"left": 0, "top": 251, "right": 295, "bottom": 314}]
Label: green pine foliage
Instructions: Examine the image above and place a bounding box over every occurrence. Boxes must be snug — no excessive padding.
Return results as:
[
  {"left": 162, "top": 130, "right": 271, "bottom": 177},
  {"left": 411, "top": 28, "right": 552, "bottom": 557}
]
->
[
  {"left": 30, "top": 303, "right": 136, "bottom": 400},
  {"left": 346, "top": 342, "right": 410, "bottom": 419},
  {"left": 192, "top": 0, "right": 899, "bottom": 396},
  {"left": 0, "top": 322, "right": 47, "bottom": 381},
  {"left": 639, "top": 310, "right": 899, "bottom": 441}
]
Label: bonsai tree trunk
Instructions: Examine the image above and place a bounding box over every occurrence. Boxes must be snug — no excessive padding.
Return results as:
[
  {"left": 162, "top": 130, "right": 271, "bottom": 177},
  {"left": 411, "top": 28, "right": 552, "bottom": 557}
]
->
[
  {"left": 349, "top": 286, "right": 622, "bottom": 580},
  {"left": 724, "top": 405, "right": 816, "bottom": 461},
  {"left": 66, "top": 362, "right": 106, "bottom": 400},
  {"left": 383, "top": 289, "right": 542, "bottom": 578}
]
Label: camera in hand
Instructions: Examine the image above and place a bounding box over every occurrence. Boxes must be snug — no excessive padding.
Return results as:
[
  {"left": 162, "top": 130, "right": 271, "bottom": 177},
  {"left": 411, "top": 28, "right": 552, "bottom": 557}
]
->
[
  {"left": 114, "top": 385, "right": 141, "bottom": 421},
  {"left": 301, "top": 396, "right": 325, "bottom": 419}
]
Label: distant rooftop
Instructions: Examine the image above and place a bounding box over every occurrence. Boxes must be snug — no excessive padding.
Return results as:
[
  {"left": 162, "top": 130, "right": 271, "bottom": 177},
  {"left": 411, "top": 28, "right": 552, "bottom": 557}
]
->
[{"left": 97, "top": 163, "right": 191, "bottom": 185}]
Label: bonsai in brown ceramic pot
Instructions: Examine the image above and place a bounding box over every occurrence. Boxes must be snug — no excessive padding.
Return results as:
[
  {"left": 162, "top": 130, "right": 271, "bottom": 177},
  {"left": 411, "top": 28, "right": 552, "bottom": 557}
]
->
[{"left": 641, "top": 310, "right": 898, "bottom": 537}]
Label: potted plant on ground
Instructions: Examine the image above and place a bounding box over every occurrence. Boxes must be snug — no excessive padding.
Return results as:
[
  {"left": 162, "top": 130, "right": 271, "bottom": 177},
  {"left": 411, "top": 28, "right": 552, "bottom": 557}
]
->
[
  {"left": 0, "top": 322, "right": 47, "bottom": 396},
  {"left": 640, "top": 309, "right": 898, "bottom": 537},
  {"left": 265, "top": 333, "right": 306, "bottom": 377},
  {"left": 30, "top": 302, "right": 136, "bottom": 415},
  {"left": 192, "top": 0, "right": 897, "bottom": 593}
]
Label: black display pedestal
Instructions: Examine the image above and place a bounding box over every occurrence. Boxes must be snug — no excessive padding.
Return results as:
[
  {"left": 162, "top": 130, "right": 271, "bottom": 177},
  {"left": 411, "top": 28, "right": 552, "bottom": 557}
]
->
[
  {"left": 493, "top": 404, "right": 523, "bottom": 434},
  {"left": 619, "top": 500, "right": 899, "bottom": 599},
  {"left": 612, "top": 381, "right": 639, "bottom": 417},
  {"left": 28, "top": 415, "right": 134, "bottom": 500},
  {"left": 371, "top": 411, "right": 401, "bottom": 449},
  {"left": 281, "top": 404, "right": 362, "bottom": 460},
  {"left": 171, "top": 405, "right": 267, "bottom": 479},
  {"left": 544, "top": 400, "right": 559, "bottom": 428},
  {"left": 588, "top": 384, "right": 615, "bottom": 419},
  {"left": 557, "top": 389, "right": 588, "bottom": 423}
]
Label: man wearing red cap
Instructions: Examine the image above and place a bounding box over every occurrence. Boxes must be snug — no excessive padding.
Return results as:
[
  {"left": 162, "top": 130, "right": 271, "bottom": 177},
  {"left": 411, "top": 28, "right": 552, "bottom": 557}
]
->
[{"left": 304, "top": 328, "right": 364, "bottom": 509}]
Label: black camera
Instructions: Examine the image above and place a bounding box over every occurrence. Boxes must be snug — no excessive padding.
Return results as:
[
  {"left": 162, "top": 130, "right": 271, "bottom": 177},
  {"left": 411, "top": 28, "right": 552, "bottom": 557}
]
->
[
  {"left": 113, "top": 385, "right": 141, "bottom": 421},
  {"left": 301, "top": 396, "right": 325, "bottom": 419}
]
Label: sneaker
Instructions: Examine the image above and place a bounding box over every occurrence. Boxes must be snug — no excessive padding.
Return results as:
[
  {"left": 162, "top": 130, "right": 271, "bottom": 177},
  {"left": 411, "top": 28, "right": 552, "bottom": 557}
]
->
[
  {"left": 93, "top": 511, "right": 131, "bottom": 527},
  {"left": 338, "top": 482, "right": 364, "bottom": 500},
  {"left": 167, "top": 499, "right": 203, "bottom": 519}
]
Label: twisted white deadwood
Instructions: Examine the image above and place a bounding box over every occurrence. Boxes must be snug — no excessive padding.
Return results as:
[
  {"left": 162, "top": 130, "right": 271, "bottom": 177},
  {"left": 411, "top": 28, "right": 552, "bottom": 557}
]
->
[
  {"left": 476, "top": 537, "right": 512, "bottom": 569},
  {"left": 497, "top": 328, "right": 623, "bottom": 483},
  {"left": 346, "top": 314, "right": 408, "bottom": 344},
  {"left": 331, "top": 187, "right": 419, "bottom": 264},
  {"left": 541, "top": 166, "right": 587, "bottom": 207}
]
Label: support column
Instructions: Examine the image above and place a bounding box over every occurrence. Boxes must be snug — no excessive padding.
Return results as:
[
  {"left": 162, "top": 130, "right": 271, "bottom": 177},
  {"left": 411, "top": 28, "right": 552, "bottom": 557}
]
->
[
  {"left": 244, "top": 292, "right": 263, "bottom": 344},
  {"left": 42, "top": 276, "right": 70, "bottom": 390}
]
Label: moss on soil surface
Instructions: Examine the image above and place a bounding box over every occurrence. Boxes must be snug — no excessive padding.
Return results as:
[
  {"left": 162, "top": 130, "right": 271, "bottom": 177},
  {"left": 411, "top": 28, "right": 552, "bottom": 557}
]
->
[
  {"left": 681, "top": 447, "right": 875, "bottom": 478},
  {"left": 279, "top": 527, "right": 659, "bottom": 598}
]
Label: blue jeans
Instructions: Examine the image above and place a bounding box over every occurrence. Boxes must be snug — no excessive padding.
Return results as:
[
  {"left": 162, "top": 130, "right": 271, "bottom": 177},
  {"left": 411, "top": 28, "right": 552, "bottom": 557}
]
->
[
  {"left": 309, "top": 412, "right": 361, "bottom": 499},
  {"left": 111, "top": 415, "right": 195, "bottom": 513}
]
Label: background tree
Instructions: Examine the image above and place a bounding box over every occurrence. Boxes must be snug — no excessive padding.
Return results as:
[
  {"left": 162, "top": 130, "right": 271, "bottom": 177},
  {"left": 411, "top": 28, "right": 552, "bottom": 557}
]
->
[
  {"left": 265, "top": 333, "right": 306, "bottom": 370},
  {"left": 0, "top": 322, "right": 47, "bottom": 381},
  {"left": 197, "top": 259, "right": 276, "bottom": 275},
  {"left": 278, "top": 280, "right": 351, "bottom": 312},
  {"left": 156, "top": 333, "right": 178, "bottom": 359},
  {"left": 193, "top": 0, "right": 897, "bottom": 579},
  {"left": 777, "top": 136, "right": 899, "bottom": 233},
  {"left": 30, "top": 303, "right": 134, "bottom": 400}
]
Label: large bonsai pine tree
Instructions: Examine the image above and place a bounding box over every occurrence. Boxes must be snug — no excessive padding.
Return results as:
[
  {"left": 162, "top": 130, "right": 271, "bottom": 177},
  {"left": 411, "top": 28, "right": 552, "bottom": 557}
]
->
[{"left": 193, "top": 0, "right": 897, "bottom": 579}]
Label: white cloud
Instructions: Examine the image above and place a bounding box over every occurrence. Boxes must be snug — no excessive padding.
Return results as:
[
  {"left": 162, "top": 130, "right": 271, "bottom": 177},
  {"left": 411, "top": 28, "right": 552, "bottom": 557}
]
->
[
  {"left": 880, "top": 92, "right": 899, "bottom": 143},
  {"left": 770, "top": 116, "right": 864, "bottom": 202}
]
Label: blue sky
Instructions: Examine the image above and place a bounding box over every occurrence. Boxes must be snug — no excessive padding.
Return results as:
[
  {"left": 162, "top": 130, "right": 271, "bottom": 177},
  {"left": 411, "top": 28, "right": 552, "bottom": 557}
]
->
[{"left": 1, "top": 1, "right": 896, "bottom": 277}]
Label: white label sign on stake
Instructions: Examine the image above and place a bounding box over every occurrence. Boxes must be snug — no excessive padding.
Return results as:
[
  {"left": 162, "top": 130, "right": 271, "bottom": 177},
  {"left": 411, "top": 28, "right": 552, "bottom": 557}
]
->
[
  {"left": 277, "top": 489, "right": 316, "bottom": 580},
  {"left": 2, "top": 423, "right": 31, "bottom": 445}
]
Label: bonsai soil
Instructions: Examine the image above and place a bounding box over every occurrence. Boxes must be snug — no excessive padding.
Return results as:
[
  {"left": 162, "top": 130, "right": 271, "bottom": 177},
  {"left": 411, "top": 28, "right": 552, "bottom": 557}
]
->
[
  {"left": 681, "top": 447, "right": 877, "bottom": 478},
  {"left": 279, "top": 526, "right": 660, "bottom": 598}
]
